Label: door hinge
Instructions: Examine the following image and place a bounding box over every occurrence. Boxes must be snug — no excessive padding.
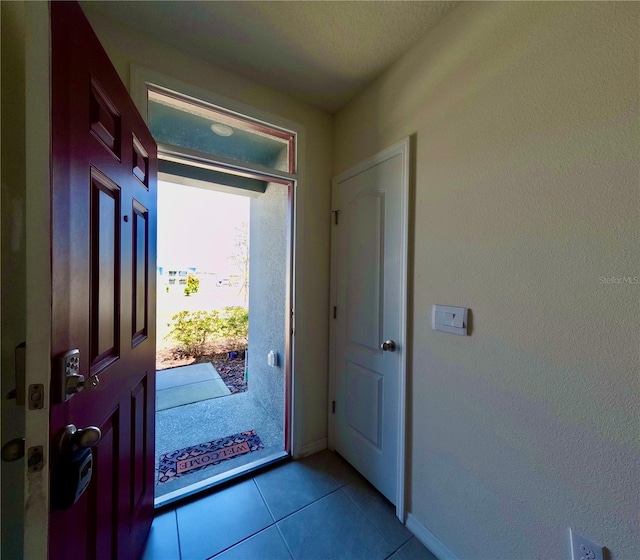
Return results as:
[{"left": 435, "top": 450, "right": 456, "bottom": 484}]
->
[
  {"left": 332, "top": 401, "right": 335, "bottom": 414},
  {"left": 332, "top": 210, "right": 340, "bottom": 225},
  {"left": 333, "top": 306, "right": 337, "bottom": 319}
]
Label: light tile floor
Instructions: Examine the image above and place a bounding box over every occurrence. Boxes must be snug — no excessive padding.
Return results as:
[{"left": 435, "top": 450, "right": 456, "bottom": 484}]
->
[{"left": 143, "top": 450, "right": 438, "bottom": 560}]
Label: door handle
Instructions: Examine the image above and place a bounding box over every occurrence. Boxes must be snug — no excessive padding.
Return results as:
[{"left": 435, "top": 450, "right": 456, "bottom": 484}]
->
[
  {"left": 380, "top": 340, "right": 397, "bottom": 352},
  {"left": 58, "top": 424, "right": 102, "bottom": 455},
  {"left": 52, "top": 424, "right": 102, "bottom": 510}
]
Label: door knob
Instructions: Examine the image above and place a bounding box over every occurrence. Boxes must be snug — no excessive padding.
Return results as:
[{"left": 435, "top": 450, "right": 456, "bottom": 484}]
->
[
  {"left": 380, "top": 340, "right": 397, "bottom": 352},
  {"left": 58, "top": 424, "right": 102, "bottom": 455}
]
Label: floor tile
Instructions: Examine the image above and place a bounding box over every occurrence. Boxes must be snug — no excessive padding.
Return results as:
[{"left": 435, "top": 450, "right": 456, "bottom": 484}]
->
[
  {"left": 398, "top": 537, "right": 439, "bottom": 560},
  {"left": 254, "top": 459, "right": 340, "bottom": 520},
  {"left": 212, "top": 526, "right": 292, "bottom": 560},
  {"left": 343, "top": 477, "right": 412, "bottom": 549},
  {"left": 176, "top": 479, "right": 273, "bottom": 559},
  {"left": 278, "top": 489, "right": 394, "bottom": 560},
  {"left": 141, "top": 510, "right": 180, "bottom": 560},
  {"left": 299, "top": 449, "right": 360, "bottom": 487}
]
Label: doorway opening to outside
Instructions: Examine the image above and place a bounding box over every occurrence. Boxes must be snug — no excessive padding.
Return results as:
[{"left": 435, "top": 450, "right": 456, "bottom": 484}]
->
[{"left": 144, "top": 84, "right": 297, "bottom": 507}]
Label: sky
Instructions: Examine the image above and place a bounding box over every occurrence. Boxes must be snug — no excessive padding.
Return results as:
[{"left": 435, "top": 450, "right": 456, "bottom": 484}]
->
[{"left": 157, "top": 180, "right": 250, "bottom": 274}]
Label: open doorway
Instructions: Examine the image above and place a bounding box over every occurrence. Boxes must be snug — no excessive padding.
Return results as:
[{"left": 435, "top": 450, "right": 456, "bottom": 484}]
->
[
  {"left": 131, "top": 79, "right": 298, "bottom": 505},
  {"left": 154, "top": 177, "right": 292, "bottom": 504}
]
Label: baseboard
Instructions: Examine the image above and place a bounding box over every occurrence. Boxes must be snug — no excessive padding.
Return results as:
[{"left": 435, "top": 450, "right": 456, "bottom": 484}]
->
[
  {"left": 406, "top": 513, "right": 461, "bottom": 560},
  {"left": 296, "top": 437, "right": 327, "bottom": 459}
]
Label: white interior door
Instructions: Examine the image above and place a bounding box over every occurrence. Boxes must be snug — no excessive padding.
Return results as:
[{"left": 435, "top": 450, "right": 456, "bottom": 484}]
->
[{"left": 331, "top": 139, "right": 409, "bottom": 514}]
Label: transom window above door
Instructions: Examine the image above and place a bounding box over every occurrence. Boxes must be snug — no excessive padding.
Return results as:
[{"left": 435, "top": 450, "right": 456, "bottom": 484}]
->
[{"left": 147, "top": 88, "right": 295, "bottom": 173}]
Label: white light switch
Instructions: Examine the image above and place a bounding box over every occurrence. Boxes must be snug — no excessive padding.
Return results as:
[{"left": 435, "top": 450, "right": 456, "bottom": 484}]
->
[{"left": 432, "top": 305, "right": 468, "bottom": 335}]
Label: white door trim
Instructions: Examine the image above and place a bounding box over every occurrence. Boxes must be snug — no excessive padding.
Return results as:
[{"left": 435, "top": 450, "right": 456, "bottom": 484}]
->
[
  {"left": 329, "top": 137, "right": 410, "bottom": 522},
  {"left": 23, "top": 1, "right": 52, "bottom": 557}
]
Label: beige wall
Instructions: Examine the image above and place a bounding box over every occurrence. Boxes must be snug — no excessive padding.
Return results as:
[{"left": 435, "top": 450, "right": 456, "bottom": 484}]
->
[
  {"left": 1, "top": 1, "right": 27, "bottom": 557},
  {"left": 81, "top": 8, "right": 334, "bottom": 450},
  {"left": 335, "top": 3, "right": 639, "bottom": 559}
]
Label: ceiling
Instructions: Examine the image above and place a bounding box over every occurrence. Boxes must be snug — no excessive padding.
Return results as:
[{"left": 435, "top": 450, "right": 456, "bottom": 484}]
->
[{"left": 81, "top": 1, "right": 458, "bottom": 113}]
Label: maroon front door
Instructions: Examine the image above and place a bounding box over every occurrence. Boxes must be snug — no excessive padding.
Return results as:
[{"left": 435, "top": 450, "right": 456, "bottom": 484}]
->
[{"left": 49, "top": 2, "right": 157, "bottom": 558}]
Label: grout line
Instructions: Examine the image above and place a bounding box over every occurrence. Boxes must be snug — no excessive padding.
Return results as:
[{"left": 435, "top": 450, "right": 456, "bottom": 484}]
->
[
  {"left": 207, "top": 526, "right": 275, "bottom": 560},
  {"left": 345, "top": 483, "right": 404, "bottom": 552},
  {"left": 173, "top": 509, "right": 183, "bottom": 560},
  {"left": 338, "top": 486, "right": 398, "bottom": 553},
  {"left": 200, "top": 481, "right": 279, "bottom": 558},
  {"left": 274, "top": 485, "right": 343, "bottom": 523},
  {"left": 275, "top": 522, "right": 296, "bottom": 560},
  {"left": 252, "top": 477, "right": 277, "bottom": 523}
]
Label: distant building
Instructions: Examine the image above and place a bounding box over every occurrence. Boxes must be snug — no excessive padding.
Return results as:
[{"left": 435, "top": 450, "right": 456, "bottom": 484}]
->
[{"left": 157, "top": 266, "right": 196, "bottom": 286}]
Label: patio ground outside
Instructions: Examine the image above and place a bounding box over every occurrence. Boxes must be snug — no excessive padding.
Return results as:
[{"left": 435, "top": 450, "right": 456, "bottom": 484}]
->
[{"left": 154, "top": 362, "right": 285, "bottom": 502}]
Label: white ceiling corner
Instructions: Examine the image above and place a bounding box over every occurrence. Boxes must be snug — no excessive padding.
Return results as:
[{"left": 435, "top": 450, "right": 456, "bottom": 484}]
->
[{"left": 80, "top": 1, "right": 458, "bottom": 113}]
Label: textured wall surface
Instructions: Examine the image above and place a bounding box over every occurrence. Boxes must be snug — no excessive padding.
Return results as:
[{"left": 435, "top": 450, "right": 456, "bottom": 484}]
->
[
  {"left": 248, "top": 183, "right": 288, "bottom": 426},
  {"left": 82, "top": 10, "right": 333, "bottom": 450},
  {"left": 335, "top": 3, "right": 639, "bottom": 559}
]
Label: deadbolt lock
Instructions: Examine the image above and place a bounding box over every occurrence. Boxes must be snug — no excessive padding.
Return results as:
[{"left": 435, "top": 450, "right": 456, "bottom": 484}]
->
[{"left": 59, "top": 349, "right": 84, "bottom": 402}]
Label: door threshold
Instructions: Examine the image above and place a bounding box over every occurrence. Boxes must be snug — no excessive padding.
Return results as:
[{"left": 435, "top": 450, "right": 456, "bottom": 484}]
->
[{"left": 154, "top": 450, "right": 289, "bottom": 509}]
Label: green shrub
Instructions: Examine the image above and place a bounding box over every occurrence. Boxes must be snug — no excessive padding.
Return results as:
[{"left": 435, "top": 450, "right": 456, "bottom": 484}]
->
[
  {"left": 214, "top": 306, "right": 248, "bottom": 350},
  {"left": 166, "top": 306, "right": 248, "bottom": 356},
  {"left": 165, "top": 310, "right": 215, "bottom": 357}
]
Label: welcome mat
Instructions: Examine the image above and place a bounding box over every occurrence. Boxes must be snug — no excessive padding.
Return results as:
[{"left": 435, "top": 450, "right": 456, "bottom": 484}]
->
[{"left": 157, "top": 430, "right": 263, "bottom": 484}]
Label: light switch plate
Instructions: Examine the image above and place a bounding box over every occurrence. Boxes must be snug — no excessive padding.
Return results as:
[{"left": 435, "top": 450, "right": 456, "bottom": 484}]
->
[{"left": 432, "top": 305, "right": 468, "bottom": 335}]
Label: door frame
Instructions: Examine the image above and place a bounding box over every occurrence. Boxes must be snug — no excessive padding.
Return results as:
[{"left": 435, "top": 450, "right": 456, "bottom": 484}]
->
[
  {"left": 23, "top": 1, "right": 51, "bottom": 557},
  {"left": 328, "top": 138, "right": 410, "bottom": 521},
  {"left": 130, "top": 66, "right": 303, "bottom": 458}
]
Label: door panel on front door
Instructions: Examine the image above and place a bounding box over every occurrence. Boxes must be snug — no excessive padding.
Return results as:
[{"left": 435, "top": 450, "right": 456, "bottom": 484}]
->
[
  {"left": 132, "top": 200, "right": 149, "bottom": 346},
  {"left": 91, "top": 168, "right": 121, "bottom": 371},
  {"left": 50, "top": 2, "right": 157, "bottom": 559},
  {"left": 92, "top": 413, "right": 118, "bottom": 560}
]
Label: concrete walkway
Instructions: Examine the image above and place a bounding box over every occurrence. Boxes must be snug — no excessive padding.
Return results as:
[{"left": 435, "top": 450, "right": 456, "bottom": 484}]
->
[
  {"left": 154, "top": 362, "right": 285, "bottom": 501},
  {"left": 155, "top": 390, "right": 285, "bottom": 500},
  {"left": 156, "top": 363, "right": 230, "bottom": 411}
]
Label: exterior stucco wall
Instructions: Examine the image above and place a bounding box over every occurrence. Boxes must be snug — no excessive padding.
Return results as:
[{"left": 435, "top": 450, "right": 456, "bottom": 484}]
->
[{"left": 247, "top": 183, "right": 289, "bottom": 426}]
